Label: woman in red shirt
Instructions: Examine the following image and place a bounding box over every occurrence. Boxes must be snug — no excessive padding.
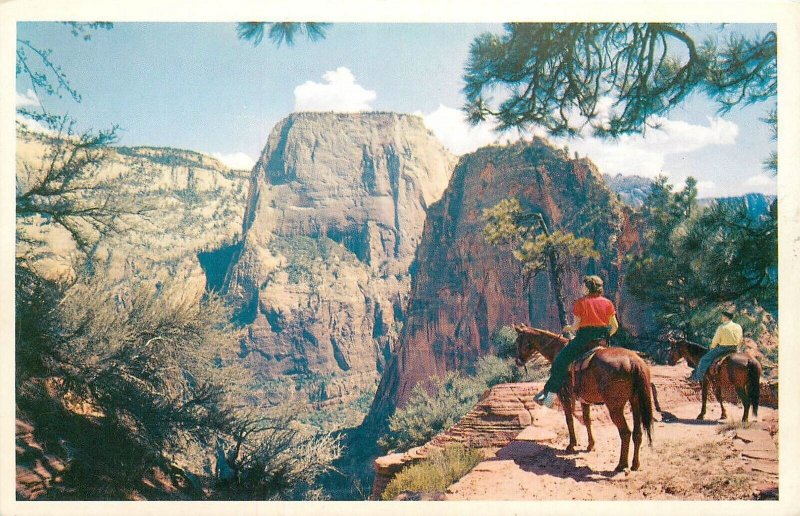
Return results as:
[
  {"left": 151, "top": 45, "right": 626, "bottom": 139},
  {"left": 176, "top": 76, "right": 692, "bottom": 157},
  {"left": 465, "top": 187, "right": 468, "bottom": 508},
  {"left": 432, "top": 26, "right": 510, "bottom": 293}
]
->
[{"left": 533, "top": 275, "right": 619, "bottom": 407}]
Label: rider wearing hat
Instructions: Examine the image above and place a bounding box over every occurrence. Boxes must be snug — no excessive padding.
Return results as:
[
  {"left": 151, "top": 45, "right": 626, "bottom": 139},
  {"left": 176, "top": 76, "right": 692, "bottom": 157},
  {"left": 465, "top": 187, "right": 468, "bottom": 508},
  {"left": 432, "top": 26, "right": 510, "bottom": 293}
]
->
[
  {"left": 534, "top": 275, "right": 619, "bottom": 407},
  {"left": 689, "top": 307, "right": 743, "bottom": 382}
]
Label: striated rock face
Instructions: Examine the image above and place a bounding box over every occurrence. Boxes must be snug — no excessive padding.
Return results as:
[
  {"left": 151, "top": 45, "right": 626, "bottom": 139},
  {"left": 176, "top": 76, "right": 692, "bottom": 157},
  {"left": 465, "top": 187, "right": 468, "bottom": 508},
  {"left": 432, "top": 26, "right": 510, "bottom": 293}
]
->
[
  {"left": 366, "top": 139, "right": 650, "bottom": 427},
  {"left": 16, "top": 129, "right": 250, "bottom": 291},
  {"left": 221, "top": 112, "right": 456, "bottom": 406}
]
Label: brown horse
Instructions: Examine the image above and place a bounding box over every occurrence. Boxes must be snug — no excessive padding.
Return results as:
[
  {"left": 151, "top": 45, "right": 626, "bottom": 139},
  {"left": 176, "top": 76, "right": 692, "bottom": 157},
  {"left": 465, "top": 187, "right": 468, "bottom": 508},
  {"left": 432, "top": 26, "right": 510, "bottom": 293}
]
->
[
  {"left": 514, "top": 324, "right": 654, "bottom": 472},
  {"left": 667, "top": 338, "right": 762, "bottom": 422}
]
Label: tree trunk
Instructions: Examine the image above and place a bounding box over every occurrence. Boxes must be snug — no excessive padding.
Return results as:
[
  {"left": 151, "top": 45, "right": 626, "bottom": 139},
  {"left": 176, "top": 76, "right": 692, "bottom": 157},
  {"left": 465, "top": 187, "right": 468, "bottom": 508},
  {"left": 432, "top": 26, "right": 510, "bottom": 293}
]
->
[
  {"left": 536, "top": 214, "right": 568, "bottom": 327},
  {"left": 548, "top": 251, "right": 569, "bottom": 327},
  {"left": 527, "top": 282, "right": 536, "bottom": 325}
]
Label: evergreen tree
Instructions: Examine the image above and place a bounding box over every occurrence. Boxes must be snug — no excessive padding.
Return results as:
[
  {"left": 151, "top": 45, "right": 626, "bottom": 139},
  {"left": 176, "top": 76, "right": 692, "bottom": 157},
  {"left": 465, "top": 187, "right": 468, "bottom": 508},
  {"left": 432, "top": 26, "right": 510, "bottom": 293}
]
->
[
  {"left": 463, "top": 23, "right": 776, "bottom": 139},
  {"left": 626, "top": 176, "right": 777, "bottom": 341},
  {"left": 483, "top": 197, "right": 599, "bottom": 326},
  {"left": 236, "top": 22, "right": 330, "bottom": 47}
]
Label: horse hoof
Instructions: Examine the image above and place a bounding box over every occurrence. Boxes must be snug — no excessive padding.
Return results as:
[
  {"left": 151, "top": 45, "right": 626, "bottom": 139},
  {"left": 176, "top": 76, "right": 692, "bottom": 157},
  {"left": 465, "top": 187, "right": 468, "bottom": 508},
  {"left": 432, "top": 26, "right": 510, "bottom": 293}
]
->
[
  {"left": 587, "top": 444, "right": 595, "bottom": 452},
  {"left": 614, "top": 465, "right": 629, "bottom": 473},
  {"left": 696, "top": 414, "right": 705, "bottom": 421},
  {"left": 632, "top": 463, "right": 640, "bottom": 471},
  {"left": 566, "top": 446, "right": 576, "bottom": 454}
]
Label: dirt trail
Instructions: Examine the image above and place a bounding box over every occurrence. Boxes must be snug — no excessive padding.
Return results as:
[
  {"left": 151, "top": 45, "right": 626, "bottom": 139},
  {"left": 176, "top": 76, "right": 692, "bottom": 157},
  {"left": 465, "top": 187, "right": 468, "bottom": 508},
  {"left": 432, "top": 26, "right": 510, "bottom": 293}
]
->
[{"left": 446, "top": 365, "right": 778, "bottom": 501}]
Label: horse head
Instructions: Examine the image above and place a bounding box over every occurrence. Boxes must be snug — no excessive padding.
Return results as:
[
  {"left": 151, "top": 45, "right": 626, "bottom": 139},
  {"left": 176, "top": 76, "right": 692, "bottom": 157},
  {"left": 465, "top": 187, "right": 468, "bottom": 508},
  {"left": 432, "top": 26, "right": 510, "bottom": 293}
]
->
[
  {"left": 664, "top": 330, "right": 688, "bottom": 365},
  {"left": 666, "top": 341, "right": 683, "bottom": 365},
  {"left": 513, "top": 324, "right": 565, "bottom": 366},
  {"left": 512, "top": 324, "right": 536, "bottom": 366}
]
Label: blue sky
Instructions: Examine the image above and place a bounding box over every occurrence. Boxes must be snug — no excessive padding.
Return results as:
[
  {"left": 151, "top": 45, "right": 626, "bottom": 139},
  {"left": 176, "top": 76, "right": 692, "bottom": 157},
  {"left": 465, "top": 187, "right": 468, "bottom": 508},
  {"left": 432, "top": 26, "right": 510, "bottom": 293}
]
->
[{"left": 16, "top": 22, "right": 777, "bottom": 196}]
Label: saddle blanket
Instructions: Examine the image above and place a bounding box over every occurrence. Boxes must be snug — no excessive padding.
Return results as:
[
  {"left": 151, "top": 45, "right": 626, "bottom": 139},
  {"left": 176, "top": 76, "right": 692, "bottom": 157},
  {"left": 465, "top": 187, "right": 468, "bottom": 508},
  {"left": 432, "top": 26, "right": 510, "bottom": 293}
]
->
[
  {"left": 569, "top": 341, "right": 608, "bottom": 405},
  {"left": 570, "top": 342, "right": 608, "bottom": 373}
]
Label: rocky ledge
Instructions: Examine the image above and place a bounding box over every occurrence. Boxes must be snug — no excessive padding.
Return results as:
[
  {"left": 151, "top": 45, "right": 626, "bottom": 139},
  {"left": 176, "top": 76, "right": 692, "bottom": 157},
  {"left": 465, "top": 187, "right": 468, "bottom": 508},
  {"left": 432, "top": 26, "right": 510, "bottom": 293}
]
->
[{"left": 371, "top": 363, "right": 777, "bottom": 499}]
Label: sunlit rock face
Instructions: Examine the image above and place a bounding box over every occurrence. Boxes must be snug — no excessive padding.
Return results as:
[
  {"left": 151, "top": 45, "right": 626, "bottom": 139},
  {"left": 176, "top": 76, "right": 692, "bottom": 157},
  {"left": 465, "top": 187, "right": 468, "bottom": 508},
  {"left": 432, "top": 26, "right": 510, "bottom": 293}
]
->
[
  {"left": 16, "top": 128, "right": 250, "bottom": 291},
  {"left": 365, "top": 138, "right": 651, "bottom": 427},
  {"left": 221, "top": 112, "right": 456, "bottom": 406}
]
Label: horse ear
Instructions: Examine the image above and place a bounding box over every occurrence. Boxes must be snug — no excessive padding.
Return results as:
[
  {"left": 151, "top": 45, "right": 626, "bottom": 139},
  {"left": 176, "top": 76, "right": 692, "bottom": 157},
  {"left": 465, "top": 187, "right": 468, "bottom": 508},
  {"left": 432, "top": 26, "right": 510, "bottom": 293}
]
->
[{"left": 512, "top": 323, "right": 523, "bottom": 334}]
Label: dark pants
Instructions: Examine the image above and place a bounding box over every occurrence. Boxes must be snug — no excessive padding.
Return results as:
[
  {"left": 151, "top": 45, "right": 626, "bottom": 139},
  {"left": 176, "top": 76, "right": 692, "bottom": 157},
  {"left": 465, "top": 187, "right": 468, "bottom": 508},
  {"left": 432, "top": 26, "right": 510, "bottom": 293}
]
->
[
  {"left": 690, "top": 345, "right": 736, "bottom": 382},
  {"left": 543, "top": 326, "right": 610, "bottom": 393}
]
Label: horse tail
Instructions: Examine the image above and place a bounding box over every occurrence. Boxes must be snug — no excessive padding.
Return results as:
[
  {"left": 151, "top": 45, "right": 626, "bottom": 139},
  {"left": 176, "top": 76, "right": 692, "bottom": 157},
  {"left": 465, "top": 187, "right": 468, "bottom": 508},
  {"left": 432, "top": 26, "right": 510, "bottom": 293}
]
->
[
  {"left": 747, "top": 357, "right": 762, "bottom": 416},
  {"left": 631, "top": 359, "right": 654, "bottom": 445}
]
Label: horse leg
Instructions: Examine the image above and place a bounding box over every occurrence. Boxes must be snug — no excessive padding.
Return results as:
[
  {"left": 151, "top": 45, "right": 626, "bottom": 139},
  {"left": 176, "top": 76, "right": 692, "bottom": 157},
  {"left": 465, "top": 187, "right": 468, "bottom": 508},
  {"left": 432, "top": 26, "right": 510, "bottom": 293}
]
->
[
  {"left": 582, "top": 402, "right": 595, "bottom": 452},
  {"left": 561, "top": 393, "right": 578, "bottom": 453},
  {"left": 608, "top": 403, "right": 631, "bottom": 472},
  {"left": 735, "top": 387, "right": 750, "bottom": 422},
  {"left": 650, "top": 382, "right": 663, "bottom": 413},
  {"left": 697, "top": 378, "right": 708, "bottom": 420},
  {"left": 631, "top": 400, "right": 643, "bottom": 471},
  {"left": 715, "top": 380, "right": 727, "bottom": 420}
]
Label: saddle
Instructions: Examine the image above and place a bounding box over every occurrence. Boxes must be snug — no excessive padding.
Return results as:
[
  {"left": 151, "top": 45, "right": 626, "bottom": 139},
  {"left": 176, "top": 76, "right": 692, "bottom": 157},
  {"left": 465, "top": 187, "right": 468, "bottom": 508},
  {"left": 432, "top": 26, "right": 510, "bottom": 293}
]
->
[
  {"left": 569, "top": 338, "right": 610, "bottom": 403},
  {"left": 570, "top": 338, "right": 610, "bottom": 371},
  {"left": 708, "top": 353, "right": 734, "bottom": 376}
]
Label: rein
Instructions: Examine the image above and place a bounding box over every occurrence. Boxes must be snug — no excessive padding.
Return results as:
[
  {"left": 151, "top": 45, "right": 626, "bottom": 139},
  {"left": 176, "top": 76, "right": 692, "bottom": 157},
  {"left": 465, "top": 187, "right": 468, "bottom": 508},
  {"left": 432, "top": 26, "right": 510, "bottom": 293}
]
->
[{"left": 516, "top": 325, "right": 567, "bottom": 367}]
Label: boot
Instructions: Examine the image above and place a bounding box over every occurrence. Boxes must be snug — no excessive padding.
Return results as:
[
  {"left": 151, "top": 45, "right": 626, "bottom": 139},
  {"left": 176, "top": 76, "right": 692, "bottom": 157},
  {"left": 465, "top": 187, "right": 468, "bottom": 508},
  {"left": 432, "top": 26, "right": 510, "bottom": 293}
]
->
[{"left": 533, "top": 390, "right": 556, "bottom": 408}]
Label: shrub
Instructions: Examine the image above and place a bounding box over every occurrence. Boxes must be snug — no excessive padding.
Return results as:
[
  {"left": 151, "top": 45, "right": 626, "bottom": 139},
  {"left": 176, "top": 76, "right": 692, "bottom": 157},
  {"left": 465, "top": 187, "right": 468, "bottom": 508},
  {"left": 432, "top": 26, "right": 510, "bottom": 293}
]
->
[
  {"left": 473, "top": 355, "right": 517, "bottom": 386},
  {"left": 217, "top": 404, "right": 342, "bottom": 500},
  {"left": 381, "top": 444, "right": 483, "bottom": 500},
  {"left": 16, "top": 268, "right": 341, "bottom": 500},
  {"left": 378, "top": 373, "right": 486, "bottom": 452},
  {"left": 379, "top": 354, "right": 550, "bottom": 453},
  {"left": 492, "top": 325, "right": 518, "bottom": 358}
]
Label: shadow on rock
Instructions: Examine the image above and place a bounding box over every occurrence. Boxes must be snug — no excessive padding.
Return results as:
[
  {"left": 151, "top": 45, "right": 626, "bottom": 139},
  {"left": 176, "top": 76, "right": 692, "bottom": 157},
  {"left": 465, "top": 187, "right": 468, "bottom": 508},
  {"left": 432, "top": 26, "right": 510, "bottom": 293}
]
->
[
  {"left": 657, "top": 411, "right": 721, "bottom": 426},
  {"left": 492, "top": 440, "right": 620, "bottom": 480}
]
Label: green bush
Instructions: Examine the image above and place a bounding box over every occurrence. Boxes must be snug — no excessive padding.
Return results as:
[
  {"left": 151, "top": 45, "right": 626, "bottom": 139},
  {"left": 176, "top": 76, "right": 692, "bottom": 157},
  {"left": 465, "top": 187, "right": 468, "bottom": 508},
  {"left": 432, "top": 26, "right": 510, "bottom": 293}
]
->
[
  {"left": 379, "top": 353, "right": 549, "bottom": 453},
  {"left": 492, "top": 325, "right": 518, "bottom": 358},
  {"left": 378, "top": 373, "right": 486, "bottom": 452},
  {"left": 473, "top": 355, "right": 516, "bottom": 386},
  {"left": 381, "top": 444, "right": 483, "bottom": 500}
]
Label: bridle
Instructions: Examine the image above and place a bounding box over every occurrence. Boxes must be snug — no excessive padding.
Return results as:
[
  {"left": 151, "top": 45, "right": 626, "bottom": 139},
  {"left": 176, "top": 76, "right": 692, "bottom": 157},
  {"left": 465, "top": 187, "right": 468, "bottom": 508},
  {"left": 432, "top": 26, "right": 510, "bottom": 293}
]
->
[{"left": 514, "top": 331, "right": 535, "bottom": 372}]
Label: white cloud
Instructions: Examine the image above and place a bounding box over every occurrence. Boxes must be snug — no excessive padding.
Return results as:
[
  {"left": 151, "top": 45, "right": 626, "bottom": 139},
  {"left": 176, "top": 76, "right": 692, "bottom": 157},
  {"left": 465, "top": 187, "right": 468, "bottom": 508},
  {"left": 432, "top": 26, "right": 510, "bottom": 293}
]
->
[
  {"left": 418, "top": 105, "right": 498, "bottom": 155},
  {"left": 740, "top": 174, "right": 777, "bottom": 194},
  {"left": 417, "top": 104, "right": 545, "bottom": 155},
  {"left": 15, "top": 113, "right": 53, "bottom": 135},
  {"left": 416, "top": 103, "right": 739, "bottom": 177},
  {"left": 696, "top": 180, "right": 716, "bottom": 196},
  {"left": 209, "top": 151, "right": 256, "bottom": 170},
  {"left": 744, "top": 174, "right": 774, "bottom": 187},
  {"left": 567, "top": 116, "right": 739, "bottom": 178},
  {"left": 294, "top": 67, "right": 376, "bottom": 112},
  {"left": 16, "top": 89, "right": 40, "bottom": 108}
]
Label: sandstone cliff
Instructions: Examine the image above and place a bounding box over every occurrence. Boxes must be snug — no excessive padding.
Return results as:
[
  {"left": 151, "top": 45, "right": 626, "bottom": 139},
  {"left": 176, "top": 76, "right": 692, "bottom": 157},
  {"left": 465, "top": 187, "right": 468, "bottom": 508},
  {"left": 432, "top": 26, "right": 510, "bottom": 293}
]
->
[
  {"left": 220, "top": 112, "right": 456, "bottom": 409},
  {"left": 16, "top": 129, "right": 250, "bottom": 291},
  {"left": 366, "top": 138, "right": 646, "bottom": 427}
]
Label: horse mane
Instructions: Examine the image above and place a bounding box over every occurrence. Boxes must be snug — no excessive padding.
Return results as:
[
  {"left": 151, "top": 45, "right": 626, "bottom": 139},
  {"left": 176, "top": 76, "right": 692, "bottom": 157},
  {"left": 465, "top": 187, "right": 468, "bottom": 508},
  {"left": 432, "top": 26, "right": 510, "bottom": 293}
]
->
[
  {"left": 677, "top": 338, "right": 708, "bottom": 353},
  {"left": 513, "top": 324, "right": 568, "bottom": 343}
]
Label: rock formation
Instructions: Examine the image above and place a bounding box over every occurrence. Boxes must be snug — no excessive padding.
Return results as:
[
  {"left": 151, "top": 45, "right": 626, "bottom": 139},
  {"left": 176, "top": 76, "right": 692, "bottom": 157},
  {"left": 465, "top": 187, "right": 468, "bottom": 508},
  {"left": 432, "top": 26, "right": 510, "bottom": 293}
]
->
[
  {"left": 603, "top": 173, "right": 652, "bottom": 207},
  {"left": 220, "top": 112, "right": 456, "bottom": 407},
  {"left": 366, "top": 138, "right": 648, "bottom": 427},
  {"left": 16, "top": 129, "right": 250, "bottom": 291}
]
